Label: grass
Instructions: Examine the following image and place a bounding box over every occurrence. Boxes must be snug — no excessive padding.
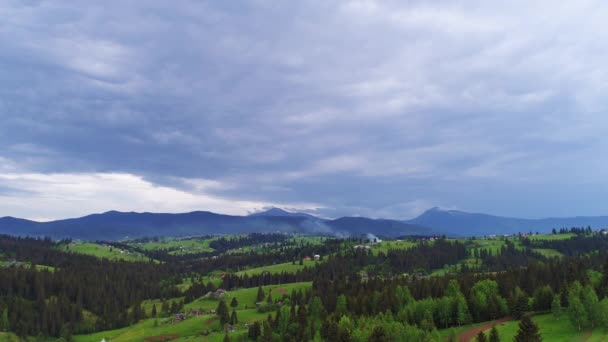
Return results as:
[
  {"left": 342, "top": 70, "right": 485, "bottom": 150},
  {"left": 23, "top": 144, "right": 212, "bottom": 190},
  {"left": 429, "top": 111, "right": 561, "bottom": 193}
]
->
[
  {"left": 472, "top": 313, "right": 608, "bottom": 342},
  {"left": 59, "top": 242, "right": 151, "bottom": 262},
  {"left": 532, "top": 248, "right": 563, "bottom": 258},
  {"left": 185, "top": 282, "right": 312, "bottom": 312},
  {"left": 528, "top": 233, "right": 575, "bottom": 241},
  {"left": 235, "top": 260, "right": 318, "bottom": 276},
  {"left": 132, "top": 238, "right": 216, "bottom": 255},
  {"left": 372, "top": 240, "right": 417, "bottom": 254},
  {"left": 0, "top": 332, "right": 25, "bottom": 342},
  {"left": 76, "top": 282, "right": 312, "bottom": 342}
]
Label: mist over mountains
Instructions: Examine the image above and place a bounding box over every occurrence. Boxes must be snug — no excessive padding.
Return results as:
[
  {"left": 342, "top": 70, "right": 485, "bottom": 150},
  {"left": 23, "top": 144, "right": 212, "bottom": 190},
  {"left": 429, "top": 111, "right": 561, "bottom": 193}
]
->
[{"left": 2, "top": 207, "right": 608, "bottom": 241}]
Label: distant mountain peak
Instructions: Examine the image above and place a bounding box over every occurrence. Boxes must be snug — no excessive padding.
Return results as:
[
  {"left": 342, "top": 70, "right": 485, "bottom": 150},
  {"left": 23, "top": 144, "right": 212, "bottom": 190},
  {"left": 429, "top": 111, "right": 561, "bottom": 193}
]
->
[{"left": 248, "top": 208, "right": 318, "bottom": 219}]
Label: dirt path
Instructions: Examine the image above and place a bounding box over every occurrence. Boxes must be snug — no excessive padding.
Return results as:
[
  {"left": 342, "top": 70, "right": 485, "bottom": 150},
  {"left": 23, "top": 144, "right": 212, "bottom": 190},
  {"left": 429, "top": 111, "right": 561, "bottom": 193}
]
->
[{"left": 458, "top": 317, "right": 513, "bottom": 342}]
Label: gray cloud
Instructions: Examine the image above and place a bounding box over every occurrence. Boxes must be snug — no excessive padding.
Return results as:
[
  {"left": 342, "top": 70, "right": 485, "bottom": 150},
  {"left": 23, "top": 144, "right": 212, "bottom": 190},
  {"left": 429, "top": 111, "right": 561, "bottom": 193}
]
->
[{"left": 2, "top": 0, "right": 608, "bottom": 220}]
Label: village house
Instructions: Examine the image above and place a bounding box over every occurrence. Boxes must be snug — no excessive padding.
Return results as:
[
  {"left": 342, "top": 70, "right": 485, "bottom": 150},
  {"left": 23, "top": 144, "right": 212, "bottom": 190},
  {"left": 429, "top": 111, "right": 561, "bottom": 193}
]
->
[{"left": 174, "top": 313, "right": 186, "bottom": 323}]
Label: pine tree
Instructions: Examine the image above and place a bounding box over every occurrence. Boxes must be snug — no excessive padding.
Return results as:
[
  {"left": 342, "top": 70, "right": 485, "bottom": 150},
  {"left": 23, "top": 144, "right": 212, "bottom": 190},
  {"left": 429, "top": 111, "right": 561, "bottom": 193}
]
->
[
  {"left": 230, "top": 297, "right": 238, "bottom": 308},
  {"left": 489, "top": 325, "right": 500, "bottom": 342},
  {"left": 248, "top": 321, "right": 261, "bottom": 340},
  {"left": 151, "top": 304, "right": 157, "bottom": 317},
  {"left": 262, "top": 320, "right": 273, "bottom": 342},
  {"left": 475, "top": 331, "right": 487, "bottom": 342},
  {"left": 256, "top": 286, "right": 265, "bottom": 303},
  {"left": 230, "top": 309, "right": 238, "bottom": 325},
  {"left": 217, "top": 300, "right": 229, "bottom": 325},
  {"left": 514, "top": 315, "right": 542, "bottom": 342}
]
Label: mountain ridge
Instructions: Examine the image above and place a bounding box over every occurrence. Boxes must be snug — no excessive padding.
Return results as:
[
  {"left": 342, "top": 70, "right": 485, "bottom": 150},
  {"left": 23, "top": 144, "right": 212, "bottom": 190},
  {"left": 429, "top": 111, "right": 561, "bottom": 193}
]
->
[
  {"left": 0, "top": 209, "right": 431, "bottom": 240},
  {"left": 406, "top": 207, "right": 608, "bottom": 236},
  {"left": 4, "top": 207, "right": 608, "bottom": 240}
]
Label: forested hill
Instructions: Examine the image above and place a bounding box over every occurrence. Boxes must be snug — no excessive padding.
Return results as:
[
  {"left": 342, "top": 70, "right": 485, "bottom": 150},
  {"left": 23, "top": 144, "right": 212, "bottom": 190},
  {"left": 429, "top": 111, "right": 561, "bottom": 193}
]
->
[{"left": 0, "top": 209, "right": 432, "bottom": 240}]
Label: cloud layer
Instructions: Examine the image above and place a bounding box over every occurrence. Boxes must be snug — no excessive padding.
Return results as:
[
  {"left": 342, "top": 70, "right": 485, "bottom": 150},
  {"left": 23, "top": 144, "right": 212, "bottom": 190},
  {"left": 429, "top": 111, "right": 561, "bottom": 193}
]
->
[{"left": 2, "top": 1, "right": 608, "bottom": 220}]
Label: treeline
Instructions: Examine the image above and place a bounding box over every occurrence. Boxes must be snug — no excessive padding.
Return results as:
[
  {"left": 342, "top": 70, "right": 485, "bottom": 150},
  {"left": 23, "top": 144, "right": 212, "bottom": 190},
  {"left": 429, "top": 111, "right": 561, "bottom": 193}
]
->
[
  {"left": 524, "top": 234, "right": 608, "bottom": 257},
  {"left": 0, "top": 235, "right": 180, "bottom": 338}
]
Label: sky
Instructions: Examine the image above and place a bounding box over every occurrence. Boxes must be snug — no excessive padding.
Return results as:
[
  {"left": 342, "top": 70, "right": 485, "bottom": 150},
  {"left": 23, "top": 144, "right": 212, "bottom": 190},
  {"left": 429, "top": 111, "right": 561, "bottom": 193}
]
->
[{"left": 1, "top": 1, "right": 608, "bottom": 221}]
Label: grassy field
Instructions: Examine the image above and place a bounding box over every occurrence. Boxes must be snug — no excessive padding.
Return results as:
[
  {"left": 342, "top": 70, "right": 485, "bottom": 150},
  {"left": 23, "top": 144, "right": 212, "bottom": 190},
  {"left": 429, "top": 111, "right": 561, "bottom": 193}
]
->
[
  {"left": 77, "top": 282, "right": 312, "bottom": 342},
  {"left": 133, "top": 238, "right": 216, "bottom": 255},
  {"left": 372, "top": 240, "right": 417, "bottom": 254},
  {"left": 185, "top": 282, "right": 312, "bottom": 312},
  {"left": 235, "top": 260, "right": 318, "bottom": 276},
  {"left": 472, "top": 313, "right": 608, "bottom": 342},
  {"left": 528, "top": 233, "right": 575, "bottom": 240},
  {"left": 59, "top": 242, "right": 151, "bottom": 262},
  {"left": 532, "top": 248, "right": 563, "bottom": 258}
]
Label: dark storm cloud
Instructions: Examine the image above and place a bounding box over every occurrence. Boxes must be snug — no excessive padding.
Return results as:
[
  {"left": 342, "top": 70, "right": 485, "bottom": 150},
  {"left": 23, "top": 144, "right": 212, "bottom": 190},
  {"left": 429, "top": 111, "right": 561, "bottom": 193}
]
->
[{"left": 2, "top": 0, "right": 608, "bottom": 220}]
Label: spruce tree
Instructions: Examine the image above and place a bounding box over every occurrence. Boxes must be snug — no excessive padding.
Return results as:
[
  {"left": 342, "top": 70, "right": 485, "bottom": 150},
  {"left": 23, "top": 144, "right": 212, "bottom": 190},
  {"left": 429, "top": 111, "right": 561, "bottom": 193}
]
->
[
  {"left": 230, "top": 309, "right": 238, "bottom": 325},
  {"left": 489, "top": 325, "right": 500, "bottom": 342},
  {"left": 248, "top": 321, "right": 261, "bottom": 340},
  {"left": 217, "top": 300, "right": 229, "bottom": 325},
  {"left": 256, "top": 286, "right": 265, "bottom": 303},
  {"left": 514, "top": 315, "right": 542, "bottom": 342},
  {"left": 230, "top": 297, "right": 238, "bottom": 308}
]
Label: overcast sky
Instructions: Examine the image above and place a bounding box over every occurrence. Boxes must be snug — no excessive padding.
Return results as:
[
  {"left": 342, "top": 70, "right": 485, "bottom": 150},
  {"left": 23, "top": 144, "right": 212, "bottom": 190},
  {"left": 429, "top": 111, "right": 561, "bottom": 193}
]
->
[{"left": 1, "top": 1, "right": 608, "bottom": 221}]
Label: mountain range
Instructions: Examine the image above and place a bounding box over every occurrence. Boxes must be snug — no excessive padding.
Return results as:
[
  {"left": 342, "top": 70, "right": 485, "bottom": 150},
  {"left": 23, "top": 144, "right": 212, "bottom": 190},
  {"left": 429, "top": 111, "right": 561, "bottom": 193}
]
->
[
  {"left": 408, "top": 207, "right": 608, "bottom": 236},
  {"left": 2, "top": 207, "right": 608, "bottom": 240},
  {"left": 0, "top": 208, "right": 430, "bottom": 240}
]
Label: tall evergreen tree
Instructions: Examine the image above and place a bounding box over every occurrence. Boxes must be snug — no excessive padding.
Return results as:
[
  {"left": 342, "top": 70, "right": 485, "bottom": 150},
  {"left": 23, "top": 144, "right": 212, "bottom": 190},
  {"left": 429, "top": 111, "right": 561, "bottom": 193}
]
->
[
  {"left": 514, "top": 315, "right": 542, "bottom": 342},
  {"left": 256, "top": 286, "right": 265, "bottom": 303},
  {"left": 230, "top": 309, "right": 238, "bottom": 325},
  {"left": 217, "top": 300, "right": 229, "bottom": 326},
  {"left": 248, "top": 321, "right": 261, "bottom": 340},
  {"left": 489, "top": 325, "right": 500, "bottom": 342}
]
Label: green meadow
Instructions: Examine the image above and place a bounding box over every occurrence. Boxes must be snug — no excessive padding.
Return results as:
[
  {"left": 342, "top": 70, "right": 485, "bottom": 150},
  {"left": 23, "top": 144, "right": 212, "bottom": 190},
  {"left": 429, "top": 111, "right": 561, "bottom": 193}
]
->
[
  {"left": 469, "top": 313, "right": 608, "bottom": 342},
  {"left": 58, "top": 242, "right": 150, "bottom": 262},
  {"left": 76, "top": 282, "right": 312, "bottom": 342},
  {"left": 133, "top": 238, "right": 216, "bottom": 255},
  {"left": 235, "top": 260, "right": 318, "bottom": 276}
]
